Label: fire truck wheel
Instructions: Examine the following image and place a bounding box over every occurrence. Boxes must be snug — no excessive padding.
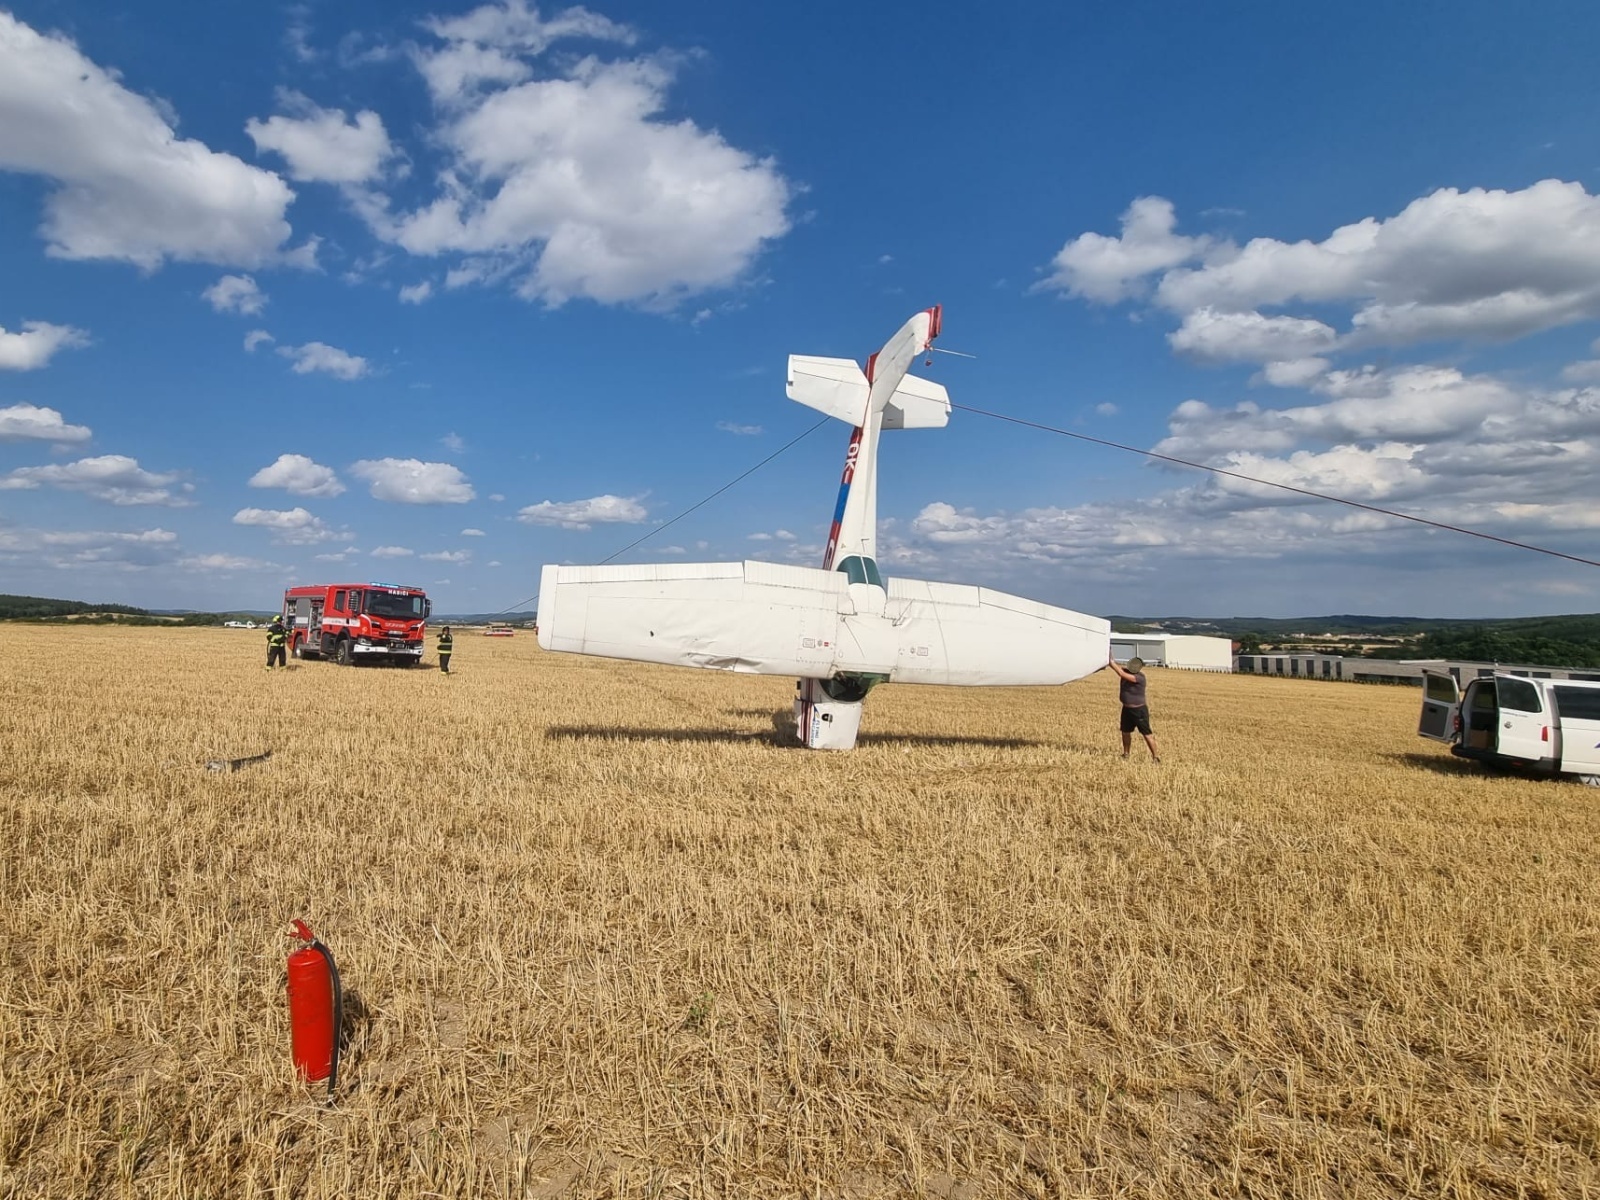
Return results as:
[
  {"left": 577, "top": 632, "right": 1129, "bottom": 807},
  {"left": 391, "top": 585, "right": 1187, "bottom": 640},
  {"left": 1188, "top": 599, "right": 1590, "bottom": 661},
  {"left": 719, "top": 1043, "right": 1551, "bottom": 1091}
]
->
[{"left": 336, "top": 637, "right": 353, "bottom": 666}]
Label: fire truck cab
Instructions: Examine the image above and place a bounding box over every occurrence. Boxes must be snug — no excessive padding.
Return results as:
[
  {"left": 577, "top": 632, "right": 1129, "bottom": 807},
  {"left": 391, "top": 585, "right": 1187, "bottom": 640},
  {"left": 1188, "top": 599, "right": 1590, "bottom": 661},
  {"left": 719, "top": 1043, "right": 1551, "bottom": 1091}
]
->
[{"left": 282, "top": 582, "right": 430, "bottom": 667}]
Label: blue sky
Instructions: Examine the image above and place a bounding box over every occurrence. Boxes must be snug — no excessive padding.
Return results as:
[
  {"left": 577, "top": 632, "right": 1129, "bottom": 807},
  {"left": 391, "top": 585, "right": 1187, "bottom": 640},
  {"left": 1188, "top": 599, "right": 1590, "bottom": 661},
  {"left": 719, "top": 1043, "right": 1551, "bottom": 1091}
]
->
[{"left": 3, "top": 0, "right": 1599, "bottom": 618}]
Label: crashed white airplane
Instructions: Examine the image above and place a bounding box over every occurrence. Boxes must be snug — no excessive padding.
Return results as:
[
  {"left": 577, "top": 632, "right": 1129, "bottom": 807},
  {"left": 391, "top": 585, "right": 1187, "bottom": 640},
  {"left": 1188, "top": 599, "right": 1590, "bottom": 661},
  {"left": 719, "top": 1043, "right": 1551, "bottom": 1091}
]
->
[{"left": 537, "top": 307, "right": 1110, "bottom": 749}]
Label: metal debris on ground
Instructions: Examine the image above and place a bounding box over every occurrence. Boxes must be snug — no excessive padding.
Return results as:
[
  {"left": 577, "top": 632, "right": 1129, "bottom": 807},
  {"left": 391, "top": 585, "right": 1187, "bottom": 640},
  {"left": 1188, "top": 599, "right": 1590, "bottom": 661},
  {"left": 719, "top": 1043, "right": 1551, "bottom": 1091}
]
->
[{"left": 204, "top": 750, "right": 273, "bottom": 773}]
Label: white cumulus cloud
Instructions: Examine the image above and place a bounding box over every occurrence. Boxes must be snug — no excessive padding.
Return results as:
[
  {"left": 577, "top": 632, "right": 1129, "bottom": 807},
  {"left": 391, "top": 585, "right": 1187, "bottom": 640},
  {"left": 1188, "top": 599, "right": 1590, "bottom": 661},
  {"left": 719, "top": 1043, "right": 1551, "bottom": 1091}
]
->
[
  {"left": 399, "top": 281, "right": 433, "bottom": 304},
  {"left": 244, "top": 329, "right": 274, "bottom": 352},
  {"left": 231, "top": 506, "right": 344, "bottom": 545},
  {"left": 181, "top": 552, "right": 276, "bottom": 572},
  {"left": 4, "top": 526, "right": 182, "bottom": 571},
  {"left": 1049, "top": 180, "right": 1600, "bottom": 362},
  {"left": 202, "top": 274, "right": 267, "bottom": 315},
  {"left": 1038, "top": 197, "right": 1212, "bottom": 303},
  {"left": 370, "top": 545, "right": 414, "bottom": 558},
  {"left": 0, "top": 12, "right": 299, "bottom": 267},
  {"left": 248, "top": 453, "right": 345, "bottom": 497},
  {"left": 246, "top": 91, "right": 397, "bottom": 186},
  {"left": 0, "top": 402, "right": 91, "bottom": 443},
  {"left": 278, "top": 341, "right": 369, "bottom": 380},
  {"left": 414, "top": 0, "right": 636, "bottom": 103},
  {"left": 1168, "top": 307, "right": 1338, "bottom": 364},
  {"left": 0, "top": 454, "right": 189, "bottom": 505},
  {"left": 516, "top": 493, "right": 646, "bottom": 529},
  {"left": 420, "top": 549, "right": 470, "bottom": 562},
  {"left": 0, "top": 320, "right": 89, "bottom": 370},
  {"left": 351, "top": 458, "right": 475, "bottom": 503},
  {"left": 461, "top": 527, "right": 486, "bottom": 536},
  {"left": 366, "top": 5, "right": 791, "bottom": 308}
]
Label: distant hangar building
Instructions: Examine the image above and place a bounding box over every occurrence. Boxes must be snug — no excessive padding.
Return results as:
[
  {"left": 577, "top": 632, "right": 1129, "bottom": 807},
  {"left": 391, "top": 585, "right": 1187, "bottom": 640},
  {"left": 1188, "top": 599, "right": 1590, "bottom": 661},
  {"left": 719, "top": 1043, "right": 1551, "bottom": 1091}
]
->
[{"left": 1111, "top": 633, "right": 1234, "bottom": 672}]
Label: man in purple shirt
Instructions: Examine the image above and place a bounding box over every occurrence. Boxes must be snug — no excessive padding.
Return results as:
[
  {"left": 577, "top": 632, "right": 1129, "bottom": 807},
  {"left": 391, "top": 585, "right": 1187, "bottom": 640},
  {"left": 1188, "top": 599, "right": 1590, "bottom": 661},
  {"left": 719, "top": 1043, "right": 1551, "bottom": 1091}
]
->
[{"left": 1106, "top": 654, "right": 1161, "bottom": 762}]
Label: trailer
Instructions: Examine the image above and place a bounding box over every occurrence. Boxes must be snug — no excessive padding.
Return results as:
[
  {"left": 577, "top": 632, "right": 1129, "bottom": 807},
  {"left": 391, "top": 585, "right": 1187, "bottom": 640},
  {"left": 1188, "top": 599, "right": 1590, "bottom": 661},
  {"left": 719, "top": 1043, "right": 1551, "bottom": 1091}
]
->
[
  {"left": 282, "top": 582, "right": 430, "bottom": 667},
  {"left": 1418, "top": 670, "right": 1600, "bottom": 786}
]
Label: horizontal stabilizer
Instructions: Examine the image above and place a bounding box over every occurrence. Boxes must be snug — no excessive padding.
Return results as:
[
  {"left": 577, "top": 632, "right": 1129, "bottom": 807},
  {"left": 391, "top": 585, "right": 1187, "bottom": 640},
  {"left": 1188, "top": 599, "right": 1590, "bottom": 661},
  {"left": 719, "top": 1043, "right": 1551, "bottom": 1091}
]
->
[
  {"left": 787, "top": 356, "right": 869, "bottom": 425},
  {"left": 788, "top": 357, "right": 950, "bottom": 430},
  {"left": 882, "top": 373, "right": 950, "bottom": 430}
]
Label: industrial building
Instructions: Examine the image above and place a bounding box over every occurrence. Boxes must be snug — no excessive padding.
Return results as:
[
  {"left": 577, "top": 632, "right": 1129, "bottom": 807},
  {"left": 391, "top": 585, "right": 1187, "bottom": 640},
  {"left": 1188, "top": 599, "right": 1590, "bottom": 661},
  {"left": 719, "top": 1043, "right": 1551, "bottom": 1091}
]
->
[
  {"left": 1234, "top": 653, "right": 1600, "bottom": 686},
  {"left": 1111, "top": 633, "right": 1234, "bottom": 672}
]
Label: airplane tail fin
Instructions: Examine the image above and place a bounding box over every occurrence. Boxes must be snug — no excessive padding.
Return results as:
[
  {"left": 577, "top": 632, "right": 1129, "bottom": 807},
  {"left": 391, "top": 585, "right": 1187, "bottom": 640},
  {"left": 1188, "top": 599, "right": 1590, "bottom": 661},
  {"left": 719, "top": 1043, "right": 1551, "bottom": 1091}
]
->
[{"left": 787, "top": 355, "right": 950, "bottom": 429}]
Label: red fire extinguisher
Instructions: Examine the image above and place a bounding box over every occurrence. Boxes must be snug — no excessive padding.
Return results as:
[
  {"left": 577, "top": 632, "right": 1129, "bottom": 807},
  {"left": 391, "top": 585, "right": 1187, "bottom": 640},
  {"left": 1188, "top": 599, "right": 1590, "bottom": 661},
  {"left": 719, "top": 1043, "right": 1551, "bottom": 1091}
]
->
[{"left": 287, "top": 919, "right": 342, "bottom": 1098}]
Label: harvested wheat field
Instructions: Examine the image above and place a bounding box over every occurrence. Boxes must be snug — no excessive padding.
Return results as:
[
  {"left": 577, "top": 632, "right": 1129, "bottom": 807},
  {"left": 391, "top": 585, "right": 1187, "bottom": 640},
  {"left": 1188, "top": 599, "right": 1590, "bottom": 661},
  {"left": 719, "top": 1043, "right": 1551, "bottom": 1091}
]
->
[{"left": 2, "top": 623, "right": 1597, "bottom": 1199}]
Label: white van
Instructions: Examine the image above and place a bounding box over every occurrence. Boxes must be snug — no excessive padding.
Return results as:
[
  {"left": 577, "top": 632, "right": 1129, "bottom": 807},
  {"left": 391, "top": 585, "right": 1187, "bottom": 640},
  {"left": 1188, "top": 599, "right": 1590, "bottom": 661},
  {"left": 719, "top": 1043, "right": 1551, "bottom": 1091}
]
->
[{"left": 1418, "top": 671, "right": 1600, "bottom": 786}]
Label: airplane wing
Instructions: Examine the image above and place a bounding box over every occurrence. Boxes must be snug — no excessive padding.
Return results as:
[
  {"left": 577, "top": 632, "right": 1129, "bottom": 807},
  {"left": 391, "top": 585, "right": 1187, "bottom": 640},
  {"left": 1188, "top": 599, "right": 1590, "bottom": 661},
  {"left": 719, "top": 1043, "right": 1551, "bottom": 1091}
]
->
[
  {"left": 536, "top": 561, "right": 850, "bottom": 676},
  {"left": 885, "top": 577, "right": 1109, "bottom": 686},
  {"left": 537, "top": 563, "right": 1109, "bottom": 687}
]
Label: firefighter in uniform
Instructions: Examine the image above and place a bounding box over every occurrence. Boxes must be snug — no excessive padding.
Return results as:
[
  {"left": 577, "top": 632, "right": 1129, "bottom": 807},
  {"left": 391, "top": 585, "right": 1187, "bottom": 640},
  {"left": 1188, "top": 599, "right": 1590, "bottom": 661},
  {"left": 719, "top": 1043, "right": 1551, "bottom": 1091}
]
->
[
  {"left": 437, "top": 625, "right": 453, "bottom": 674},
  {"left": 266, "top": 614, "right": 288, "bottom": 669}
]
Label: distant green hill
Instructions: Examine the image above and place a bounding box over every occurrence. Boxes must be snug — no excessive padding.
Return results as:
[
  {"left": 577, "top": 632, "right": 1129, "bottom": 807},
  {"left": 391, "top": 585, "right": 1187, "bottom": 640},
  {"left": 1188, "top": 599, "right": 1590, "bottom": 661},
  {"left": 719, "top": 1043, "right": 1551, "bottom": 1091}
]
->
[
  {"left": 0, "top": 594, "right": 150, "bottom": 619},
  {"left": 0, "top": 595, "right": 268, "bottom": 626}
]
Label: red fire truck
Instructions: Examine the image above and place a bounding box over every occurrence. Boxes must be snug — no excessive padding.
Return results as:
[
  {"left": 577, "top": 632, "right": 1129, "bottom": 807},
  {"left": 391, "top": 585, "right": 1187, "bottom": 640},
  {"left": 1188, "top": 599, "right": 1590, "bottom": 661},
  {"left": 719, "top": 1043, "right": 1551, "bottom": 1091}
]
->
[{"left": 281, "top": 582, "right": 431, "bottom": 667}]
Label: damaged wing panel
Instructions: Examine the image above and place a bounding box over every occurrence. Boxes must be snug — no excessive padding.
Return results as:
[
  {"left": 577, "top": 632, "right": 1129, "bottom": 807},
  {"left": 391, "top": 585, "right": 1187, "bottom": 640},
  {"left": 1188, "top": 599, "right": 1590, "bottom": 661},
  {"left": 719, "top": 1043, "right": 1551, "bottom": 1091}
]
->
[{"left": 538, "top": 561, "right": 849, "bottom": 676}]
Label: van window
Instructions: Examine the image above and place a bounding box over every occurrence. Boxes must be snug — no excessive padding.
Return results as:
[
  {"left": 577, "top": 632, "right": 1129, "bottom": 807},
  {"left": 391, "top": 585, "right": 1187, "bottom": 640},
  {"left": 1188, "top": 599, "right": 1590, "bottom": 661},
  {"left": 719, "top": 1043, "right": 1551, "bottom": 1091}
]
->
[
  {"left": 1553, "top": 687, "right": 1600, "bottom": 721},
  {"left": 1424, "top": 674, "right": 1457, "bottom": 703},
  {"left": 1497, "top": 677, "right": 1541, "bottom": 713}
]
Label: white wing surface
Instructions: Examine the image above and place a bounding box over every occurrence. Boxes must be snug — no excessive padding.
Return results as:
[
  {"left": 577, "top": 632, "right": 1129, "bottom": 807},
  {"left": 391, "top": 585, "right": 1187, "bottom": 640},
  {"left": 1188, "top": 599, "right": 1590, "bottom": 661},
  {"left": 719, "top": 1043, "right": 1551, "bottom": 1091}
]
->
[
  {"left": 787, "top": 356, "right": 869, "bottom": 425},
  {"left": 537, "top": 561, "right": 850, "bottom": 676},
  {"left": 881, "top": 373, "right": 950, "bottom": 430},
  {"left": 885, "top": 577, "right": 1109, "bottom": 686},
  {"left": 787, "top": 357, "right": 950, "bottom": 431}
]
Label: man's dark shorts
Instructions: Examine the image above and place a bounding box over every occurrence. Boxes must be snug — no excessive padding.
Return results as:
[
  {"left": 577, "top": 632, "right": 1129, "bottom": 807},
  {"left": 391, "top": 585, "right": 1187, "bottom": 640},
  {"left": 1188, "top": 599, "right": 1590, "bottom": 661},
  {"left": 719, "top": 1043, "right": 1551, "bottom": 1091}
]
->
[{"left": 1120, "top": 705, "right": 1152, "bottom": 735}]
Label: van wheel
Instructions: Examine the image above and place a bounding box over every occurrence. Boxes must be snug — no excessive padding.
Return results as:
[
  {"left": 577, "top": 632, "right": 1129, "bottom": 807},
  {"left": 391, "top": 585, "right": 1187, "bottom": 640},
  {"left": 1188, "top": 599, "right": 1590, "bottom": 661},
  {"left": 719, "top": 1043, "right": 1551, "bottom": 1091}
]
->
[{"left": 336, "top": 638, "right": 354, "bottom": 666}]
